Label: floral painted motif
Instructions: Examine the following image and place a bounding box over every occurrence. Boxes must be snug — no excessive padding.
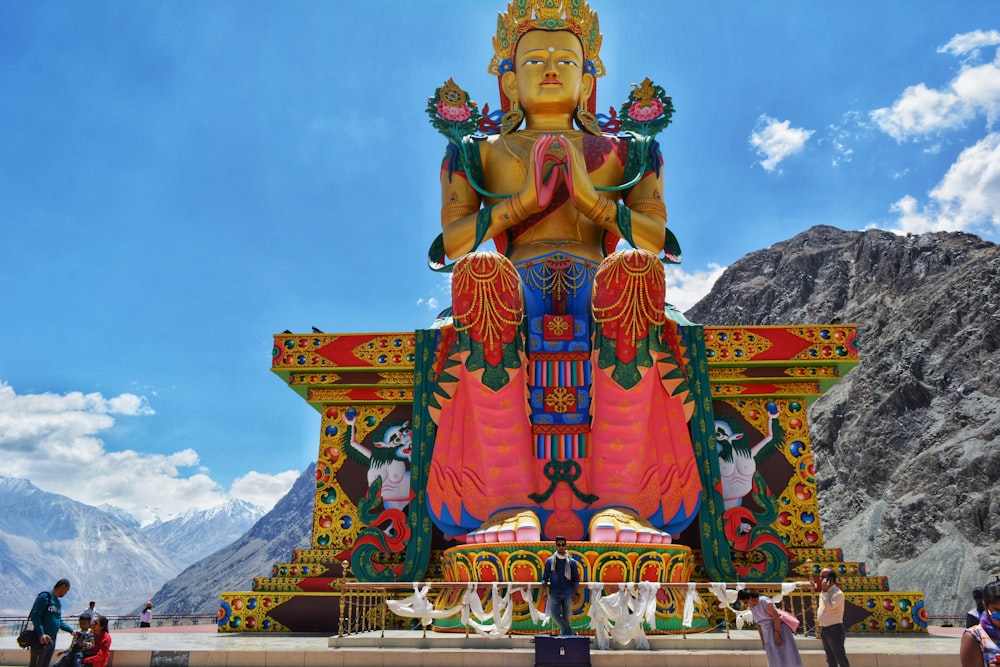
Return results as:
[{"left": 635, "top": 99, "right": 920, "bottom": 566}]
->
[
  {"left": 427, "top": 78, "right": 481, "bottom": 143},
  {"left": 619, "top": 77, "right": 674, "bottom": 137}
]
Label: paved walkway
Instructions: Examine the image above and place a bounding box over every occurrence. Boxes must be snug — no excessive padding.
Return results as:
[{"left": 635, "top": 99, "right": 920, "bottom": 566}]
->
[{"left": 0, "top": 625, "right": 964, "bottom": 667}]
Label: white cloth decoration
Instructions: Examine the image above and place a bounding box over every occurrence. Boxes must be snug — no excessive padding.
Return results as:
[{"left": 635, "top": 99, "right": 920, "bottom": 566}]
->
[
  {"left": 385, "top": 583, "right": 464, "bottom": 627},
  {"left": 707, "top": 582, "right": 738, "bottom": 609},
  {"left": 682, "top": 582, "right": 701, "bottom": 628},
  {"left": 586, "top": 583, "right": 609, "bottom": 649},
  {"left": 769, "top": 582, "right": 796, "bottom": 605},
  {"left": 735, "top": 608, "right": 755, "bottom": 629},
  {"left": 586, "top": 582, "right": 657, "bottom": 650},
  {"left": 456, "top": 582, "right": 540, "bottom": 638}
]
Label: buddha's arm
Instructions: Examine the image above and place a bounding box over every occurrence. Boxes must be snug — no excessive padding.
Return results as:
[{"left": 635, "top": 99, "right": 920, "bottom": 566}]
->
[
  {"left": 439, "top": 166, "right": 484, "bottom": 260},
  {"left": 565, "top": 140, "right": 667, "bottom": 253},
  {"left": 439, "top": 144, "right": 542, "bottom": 260},
  {"left": 620, "top": 171, "right": 669, "bottom": 252}
]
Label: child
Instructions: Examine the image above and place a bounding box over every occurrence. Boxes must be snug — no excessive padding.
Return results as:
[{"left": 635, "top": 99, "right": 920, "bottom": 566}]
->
[
  {"left": 82, "top": 615, "right": 111, "bottom": 667},
  {"left": 54, "top": 613, "right": 94, "bottom": 667}
]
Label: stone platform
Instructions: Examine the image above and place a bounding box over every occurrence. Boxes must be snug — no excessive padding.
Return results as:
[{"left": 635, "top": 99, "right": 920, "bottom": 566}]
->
[{"left": 0, "top": 625, "right": 963, "bottom": 667}]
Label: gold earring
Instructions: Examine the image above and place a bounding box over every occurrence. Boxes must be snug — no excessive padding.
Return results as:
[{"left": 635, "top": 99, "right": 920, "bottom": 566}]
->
[
  {"left": 575, "top": 105, "right": 602, "bottom": 135},
  {"left": 501, "top": 99, "right": 524, "bottom": 135}
]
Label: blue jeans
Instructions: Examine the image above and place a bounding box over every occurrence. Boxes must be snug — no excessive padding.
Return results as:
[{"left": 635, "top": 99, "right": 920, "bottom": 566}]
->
[{"left": 547, "top": 591, "right": 575, "bottom": 636}]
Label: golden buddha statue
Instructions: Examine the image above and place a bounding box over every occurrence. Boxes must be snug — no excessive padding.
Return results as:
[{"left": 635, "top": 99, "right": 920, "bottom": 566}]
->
[{"left": 425, "top": 0, "right": 700, "bottom": 544}]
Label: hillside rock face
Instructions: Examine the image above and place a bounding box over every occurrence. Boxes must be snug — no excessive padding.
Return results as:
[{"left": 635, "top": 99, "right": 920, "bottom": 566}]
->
[
  {"left": 150, "top": 463, "right": 315, "bottom": 614},
  {"left": 686, "top": 225, "right": 1000, "bottom": 618}
]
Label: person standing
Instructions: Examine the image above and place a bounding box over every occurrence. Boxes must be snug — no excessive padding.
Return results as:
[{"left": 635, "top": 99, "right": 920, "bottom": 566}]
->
[
  {"left": 970, "top": 588, "right": 987, "bottom": 628},
  {"left": 738, "top": 589, "right": 804, "bottom": 667},
  {"left": 962, "top": 580, "right": 1000, "bottom": 667},
  {"left": 817, "top": 569, "right": 850, "bottom": 667},
  {"left": 540, "top": 537, "right": 580, "bottom": 636},
  {"left": 85, "top": 602, "right": 97, "bottom": 619},
  {"left": 81, "top": 615, "right": 111, "bottom": 667},
  {"left": 28, "top": 578, "right": 75, "bottom": 667},
  {"left": 139, "top": 601, "right": 153, "bottom": 628}
]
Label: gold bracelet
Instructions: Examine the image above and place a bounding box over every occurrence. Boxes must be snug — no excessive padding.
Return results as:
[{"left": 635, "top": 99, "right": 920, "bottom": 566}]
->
[
  {"left": 586, "top": 196, "right": 607, "bottom": 220},
  {"left": 510, "top": 193, "right": 528, "bottom": 221},
  {"left": 587, "top": 196, "right": 615, "bottom": 223},
  {"left": 496, "top": 197, "right": 516, "bottom": 223}
]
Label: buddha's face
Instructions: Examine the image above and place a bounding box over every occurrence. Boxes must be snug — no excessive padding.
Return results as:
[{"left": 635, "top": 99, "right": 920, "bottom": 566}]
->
[{"left": 504, "top": 30, "right": 593, "bottom": 116}]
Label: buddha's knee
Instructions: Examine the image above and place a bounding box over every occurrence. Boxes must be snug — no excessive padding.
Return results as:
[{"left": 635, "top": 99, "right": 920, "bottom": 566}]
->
[
  {"left": 592, "top": 248, "right": 666, "bottom": 327},
  {"left": 452, "top": 251, "right": 524, "bottom": 331}
]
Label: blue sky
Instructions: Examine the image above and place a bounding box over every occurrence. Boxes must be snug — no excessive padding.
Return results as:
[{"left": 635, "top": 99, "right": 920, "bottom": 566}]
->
[{"left": 1, "top": 1, "right": 997, "bottom": 524}]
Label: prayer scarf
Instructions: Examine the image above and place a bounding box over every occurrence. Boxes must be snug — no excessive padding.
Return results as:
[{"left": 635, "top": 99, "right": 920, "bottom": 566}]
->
[{"left": 553, "top": 552, "right": 572, "bottom": 580}]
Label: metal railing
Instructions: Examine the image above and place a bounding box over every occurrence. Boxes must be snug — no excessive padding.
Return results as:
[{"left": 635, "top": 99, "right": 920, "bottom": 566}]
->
[
  {"left": 339, "top": 588, "right": 388, "bottom": 637},
  {"left": 0, "top": 614, "right": 217, "bottom": 635}
]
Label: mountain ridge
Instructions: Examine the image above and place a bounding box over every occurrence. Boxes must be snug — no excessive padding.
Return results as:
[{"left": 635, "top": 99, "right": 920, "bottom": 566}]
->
[
  {"left": 686, "top": 224, "right": 1000, "bottom": 617},
  {"left": 0, "top": 475, "right": 266, "bottom": 614}
]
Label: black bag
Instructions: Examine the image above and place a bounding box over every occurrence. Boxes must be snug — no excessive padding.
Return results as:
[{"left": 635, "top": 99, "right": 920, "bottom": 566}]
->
[
  {"left": 532, "top": 634, "right": 591, "bottom": 667},
  {"left": 16, "top": 619, "right": 38, "bottom": 649}
]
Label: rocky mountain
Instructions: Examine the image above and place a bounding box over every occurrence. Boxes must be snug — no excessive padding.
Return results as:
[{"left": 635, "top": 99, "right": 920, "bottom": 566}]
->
[
  {"left": 0, "top": 475, "right": 267, "bottom": 615},
  {"left": 149, "top": 463, "right": 315, "bottom": 614},
  {"left": 686, "top": 225, "right": 1000, "bottom": 618}
]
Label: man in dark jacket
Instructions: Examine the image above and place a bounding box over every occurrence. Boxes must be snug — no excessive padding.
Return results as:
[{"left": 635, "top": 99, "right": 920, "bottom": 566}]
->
[
  {"left": 29, "top": 578, "right": 74, "bottom": 667},
  {"left": 540, "top": 537, "right": 580, "bottom": 636}
]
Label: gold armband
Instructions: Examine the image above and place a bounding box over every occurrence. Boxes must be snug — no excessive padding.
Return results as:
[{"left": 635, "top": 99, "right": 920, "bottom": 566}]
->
[
  {"left": 629, "top": 197, "right": 667, "bottom": 220},
  {"left": 441, "top": 199, "right": 479, "bottom": 225}
]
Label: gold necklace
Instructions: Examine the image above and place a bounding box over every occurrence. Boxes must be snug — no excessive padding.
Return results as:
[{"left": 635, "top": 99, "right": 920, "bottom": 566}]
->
[{"left": 500, "top": 130, "right": 584, "bottom": 166}]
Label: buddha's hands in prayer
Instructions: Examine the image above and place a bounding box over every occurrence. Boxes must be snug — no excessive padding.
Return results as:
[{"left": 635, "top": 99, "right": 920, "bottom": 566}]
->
[
  {"left": 561, "top": 136, "right": 601, "bottom": 217},
  {"left": 521, "top": 134, "right": 598, "bottom": 217}
]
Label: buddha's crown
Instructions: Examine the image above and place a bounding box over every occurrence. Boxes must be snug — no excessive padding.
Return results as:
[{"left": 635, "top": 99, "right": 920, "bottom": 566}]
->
[{"left": 489, "top": 0, "right": 604, "bottom": 78}]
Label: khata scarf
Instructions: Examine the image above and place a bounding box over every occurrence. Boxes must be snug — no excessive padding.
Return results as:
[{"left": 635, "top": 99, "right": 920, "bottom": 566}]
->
[{"left": 553, "top": 552, "right": 572, "bottom": 580}]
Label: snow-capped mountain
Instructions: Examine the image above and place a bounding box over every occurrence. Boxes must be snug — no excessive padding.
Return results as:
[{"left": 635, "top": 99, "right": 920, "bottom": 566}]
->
[
  {"left": 149, "top": 464, "right": 314, "bottom": 614},
  {"left": 0, "top": 475, "right": 266, "bottom": 615},
  {"left": 142, "top": 499, "right": 267, "bottom": 567},
  {"left": 97, "top": 503, "right": 142, "bottom": 529}
]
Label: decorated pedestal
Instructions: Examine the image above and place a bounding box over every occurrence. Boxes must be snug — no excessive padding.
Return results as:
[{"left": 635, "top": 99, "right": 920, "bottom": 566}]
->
[
  {"left": 218, "top": 324, "right": 928, "bottom": 635},
  {"left": 432, "top": 542, "right": 705, "bottom": 633}
]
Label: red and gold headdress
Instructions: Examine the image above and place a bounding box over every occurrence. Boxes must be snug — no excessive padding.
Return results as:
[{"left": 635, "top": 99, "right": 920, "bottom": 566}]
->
[{"left": 489, "top": 0, "right": 604, "bottom": 113}]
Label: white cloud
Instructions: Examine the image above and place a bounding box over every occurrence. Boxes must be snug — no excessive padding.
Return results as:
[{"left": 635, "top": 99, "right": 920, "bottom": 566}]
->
[
  {"left": 937, "top": 29, "right": 1000, "bottom": 61},
  {"left": 872, "top": 33, "right": 1000, "bottom": 140},
  {"left": 871, "top": 83, "right": 966, "bottom": 140},
  {"left": 416, "top": 273, "right": 453, "bottom": 316},
  {"left": 664, "top": 263, "right": 727, "bottom": 313},
  {"left": 887, "top": 133, "right": 1000, "bottom": 235},
  {"left": 230, "top": 469, "right": 300, "bottom": 510},
  {"left": 0, "top": 381, "right": 296, "bottom": 525},
  {"left": 750, "top": 115, "right": 814, "bottom": 172}
]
